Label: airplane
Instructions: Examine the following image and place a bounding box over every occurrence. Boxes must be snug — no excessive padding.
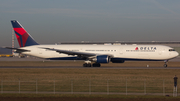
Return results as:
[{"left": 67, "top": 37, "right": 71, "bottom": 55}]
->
[{"left": 7, "top": 20, "right": 179, "bottom": 67}]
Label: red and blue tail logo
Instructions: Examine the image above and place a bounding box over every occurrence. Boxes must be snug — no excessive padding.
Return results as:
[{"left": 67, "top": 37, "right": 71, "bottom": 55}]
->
[{"left": 11, "top": 20, "right": 39, "bottom": 47}]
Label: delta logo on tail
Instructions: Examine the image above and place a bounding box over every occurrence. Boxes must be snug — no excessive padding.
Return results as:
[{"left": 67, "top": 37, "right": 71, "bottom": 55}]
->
[
  {"left": 11, "top": 20, "right": 38, "bottom": 47},
  {"left": 13, "top": 27, "right": 29, "bottom": 47}
]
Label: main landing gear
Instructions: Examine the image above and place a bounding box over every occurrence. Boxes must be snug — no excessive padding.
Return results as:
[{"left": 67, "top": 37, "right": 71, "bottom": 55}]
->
[
  {"left": 83, "top": 61, "right": 101, "bottom": 67},
  {"left": 92, "top": 63, "right": 101, "bottom": 67},
  {"left": 83, "top": 63, "right": 91, "bottom": 67},
  {"left": 164, "top": 60, "right": 168, "bottom": 68},
  {"left": 83, "top": 63, "right": 101, "bottom": 67}
]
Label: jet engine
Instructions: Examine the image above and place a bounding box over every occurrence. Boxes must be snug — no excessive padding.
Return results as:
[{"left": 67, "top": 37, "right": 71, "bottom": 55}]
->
[{"left": 92, "top": 55, "right": 110, "bottom": 63}]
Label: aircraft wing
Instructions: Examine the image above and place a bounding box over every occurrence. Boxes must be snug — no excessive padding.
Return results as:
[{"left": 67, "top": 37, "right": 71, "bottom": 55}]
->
[
  {"left": 40, "top": 47, "right": 113, "bottom": 58},
  {"left": 5, "top": 47, "right": 30, "bottom": 53}
]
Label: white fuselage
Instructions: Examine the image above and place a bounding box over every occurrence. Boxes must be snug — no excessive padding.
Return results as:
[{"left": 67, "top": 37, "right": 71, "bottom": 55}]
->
[{"left": 20, "top": 44, "right": 179, "bottom": 61}]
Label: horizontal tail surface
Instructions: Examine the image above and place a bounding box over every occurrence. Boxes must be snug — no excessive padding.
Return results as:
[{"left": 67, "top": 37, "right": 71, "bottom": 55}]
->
[{"left": 11, "top": 20, "right": 39, "bottom": 47}]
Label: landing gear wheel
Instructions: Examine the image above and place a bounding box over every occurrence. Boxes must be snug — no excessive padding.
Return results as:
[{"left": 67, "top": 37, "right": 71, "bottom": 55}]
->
[
  {"left": 163, "top": 60, "right": 168, "bottom": 68},
  {"left": 164, "top": 64, "right": 167, "bottom": 68},
  {"left": 87, "top": 63, "right": 91, "bottom": 67},
  {"left": 83, "top": 63, "right": 87, "bottom": 67},
  {"left": 83, "top": 63, "right": 91, "bottom": 67},
  {"left": 92, "top": 63, "right": 101, "bottom": 67}
]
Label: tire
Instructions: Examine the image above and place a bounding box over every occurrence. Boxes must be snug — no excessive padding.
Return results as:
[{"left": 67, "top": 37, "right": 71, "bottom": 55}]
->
[
  {"left": 164, "top": 64, "right": 167, "bottom": 68},
  {"left": 92, "top": 63, "right": 101, "bottom": 67},
  {"left": 83, "top": 63, "right": 87, "bottom": 67},
  {"left": 87, "top": 64, "right": 91, "bottom": 67}
]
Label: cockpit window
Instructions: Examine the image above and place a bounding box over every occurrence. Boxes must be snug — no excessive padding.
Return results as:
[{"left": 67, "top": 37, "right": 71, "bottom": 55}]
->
[{"left": 169, "top": 49, "right": 175, "bottom": 51}]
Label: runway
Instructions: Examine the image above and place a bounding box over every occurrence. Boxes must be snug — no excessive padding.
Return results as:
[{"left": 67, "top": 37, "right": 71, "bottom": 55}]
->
[
  {"left": 0, "top": 66, "right": 180, "bottom": 69},
  {"left": 0, "top": 57, "right": 180, "bottom": 69},
  {"left": 0, "top": 57, "right": 44, "bottom": 61}
]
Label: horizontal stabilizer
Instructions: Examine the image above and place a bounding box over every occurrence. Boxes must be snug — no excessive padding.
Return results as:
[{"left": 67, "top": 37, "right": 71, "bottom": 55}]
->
[{"left": 5, "top": 47, "right": 30, "bottom": 53}]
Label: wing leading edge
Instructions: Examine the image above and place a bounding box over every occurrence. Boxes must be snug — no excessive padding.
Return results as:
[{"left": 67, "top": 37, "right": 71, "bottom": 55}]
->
[{"left": 40, "top": 47, "right": 113, "bottom": 59}]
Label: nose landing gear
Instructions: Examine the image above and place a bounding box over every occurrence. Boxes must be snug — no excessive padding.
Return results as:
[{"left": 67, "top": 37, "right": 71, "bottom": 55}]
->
[
  {"left": 164, "top": 60, "right": 168, "bottom": 68},
  {"left": 164, "top": 64, "right": 167, "bottom": 67}
]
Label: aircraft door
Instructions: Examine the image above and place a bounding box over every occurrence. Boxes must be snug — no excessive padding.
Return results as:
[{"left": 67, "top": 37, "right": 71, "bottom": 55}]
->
[
  {"left": 119, "top": 48, "right": 123, "bottom": 55},
  {"left": 158, "top": 49, "right": 162, "bottom": 55}
]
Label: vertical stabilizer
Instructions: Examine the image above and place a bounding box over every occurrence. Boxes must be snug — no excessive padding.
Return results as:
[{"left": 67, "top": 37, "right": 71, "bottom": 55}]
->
[{"left": 11, "top": 20, "right": 39, "bottom": 47}]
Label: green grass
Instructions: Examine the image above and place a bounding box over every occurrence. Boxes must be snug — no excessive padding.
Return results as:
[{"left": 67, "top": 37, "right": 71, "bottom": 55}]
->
[{"left": 0, "top": 68, "right": 180, "bottom": 94}]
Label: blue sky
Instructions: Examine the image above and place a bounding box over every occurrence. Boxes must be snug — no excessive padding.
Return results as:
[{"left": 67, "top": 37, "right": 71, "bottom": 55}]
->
[{"left": 1, "top": 0, "right": 180, "bottom": 46}]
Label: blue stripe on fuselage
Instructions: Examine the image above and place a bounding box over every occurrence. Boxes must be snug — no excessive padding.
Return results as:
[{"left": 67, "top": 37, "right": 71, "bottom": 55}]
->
[{"left": 111, "top": 58, "right": 163, "bottom": 61}]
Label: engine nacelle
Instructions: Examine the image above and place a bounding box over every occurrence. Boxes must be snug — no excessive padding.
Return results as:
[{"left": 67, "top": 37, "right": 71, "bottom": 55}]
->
[
  {"left": 111, "top": 58, "right": 125, "bottom": 63},
  {"left": 93, "top": 55, "right": 110, "bottom": 63}
]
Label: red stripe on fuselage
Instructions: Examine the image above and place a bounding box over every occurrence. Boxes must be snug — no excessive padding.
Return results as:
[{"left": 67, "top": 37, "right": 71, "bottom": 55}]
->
[{"left": 14, "top": 28, "right": 29, "bottom": 47}]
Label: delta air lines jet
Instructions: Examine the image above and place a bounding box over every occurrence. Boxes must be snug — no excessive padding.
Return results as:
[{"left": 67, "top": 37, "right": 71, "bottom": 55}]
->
[{"left": 8, "top": 20, "right": 179, "bottom": 67}]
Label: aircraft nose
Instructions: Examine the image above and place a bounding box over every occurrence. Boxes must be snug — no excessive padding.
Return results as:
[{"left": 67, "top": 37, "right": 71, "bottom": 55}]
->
[{"left": 174, "top": 51, "right": 179, "bottom": 57}]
